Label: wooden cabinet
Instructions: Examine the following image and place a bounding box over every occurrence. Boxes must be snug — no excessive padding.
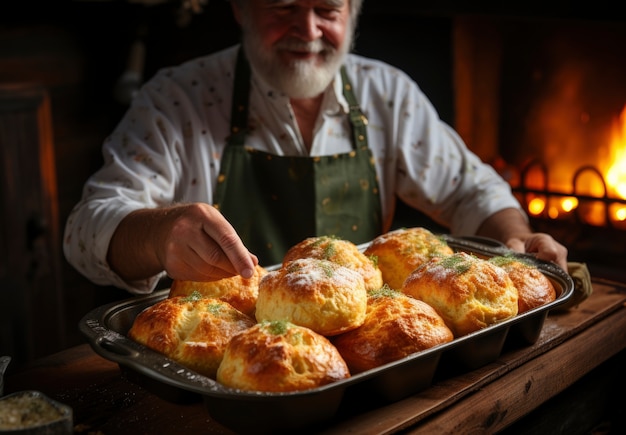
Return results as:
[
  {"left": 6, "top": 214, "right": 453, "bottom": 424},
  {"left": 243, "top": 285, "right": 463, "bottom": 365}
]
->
[{"left": 0, "top": 82, "right": 66, "bottom": 366}]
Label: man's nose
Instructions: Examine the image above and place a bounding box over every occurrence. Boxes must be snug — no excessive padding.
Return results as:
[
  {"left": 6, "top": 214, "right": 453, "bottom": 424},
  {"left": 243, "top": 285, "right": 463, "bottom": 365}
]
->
[{"left": 290, "top": 9, "right": 323, "bottom": 41}]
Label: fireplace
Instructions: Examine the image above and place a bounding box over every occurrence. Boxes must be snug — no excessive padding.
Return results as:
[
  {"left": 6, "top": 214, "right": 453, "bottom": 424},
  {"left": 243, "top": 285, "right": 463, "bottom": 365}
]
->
[{"left": 451, "top": 13, "right": 626, "bottom": 280}]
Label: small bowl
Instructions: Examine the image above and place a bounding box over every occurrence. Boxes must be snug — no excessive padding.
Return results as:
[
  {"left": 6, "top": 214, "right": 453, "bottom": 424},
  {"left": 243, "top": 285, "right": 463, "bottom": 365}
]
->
[{"left": 0, "top": 390, "right": 73, "bottom": 434}]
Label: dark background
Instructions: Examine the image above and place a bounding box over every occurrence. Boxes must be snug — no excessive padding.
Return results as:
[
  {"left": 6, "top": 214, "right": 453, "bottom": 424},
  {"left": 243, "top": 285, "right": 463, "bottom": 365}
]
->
[{"left": 1, "top": 2, "right": 625, "bottom": 433}]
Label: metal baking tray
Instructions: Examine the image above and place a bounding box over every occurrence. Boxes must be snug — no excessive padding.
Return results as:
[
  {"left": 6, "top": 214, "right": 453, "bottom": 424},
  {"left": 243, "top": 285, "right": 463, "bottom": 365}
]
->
[{"left": 79, "top": 236, "right": 574, "bottom": 434}]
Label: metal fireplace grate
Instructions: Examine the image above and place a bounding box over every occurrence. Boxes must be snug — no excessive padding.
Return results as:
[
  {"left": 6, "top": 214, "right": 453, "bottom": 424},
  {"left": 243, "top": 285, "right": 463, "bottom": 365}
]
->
[{"left": 511, "top": 159, "right": 626, "bottom": 281}]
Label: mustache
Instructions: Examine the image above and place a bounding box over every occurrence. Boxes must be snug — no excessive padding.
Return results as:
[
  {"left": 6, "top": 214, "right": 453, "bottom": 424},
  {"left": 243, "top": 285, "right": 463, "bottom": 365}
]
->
[{"left": 274, "top": 39, "right": 333, "bottom": 54}]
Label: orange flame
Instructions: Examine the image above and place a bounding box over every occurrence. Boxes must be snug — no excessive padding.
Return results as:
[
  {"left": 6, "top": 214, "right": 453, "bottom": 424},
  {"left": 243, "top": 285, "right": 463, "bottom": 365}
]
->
[
  {"left": 606, "top": 106, "right": 626, "bottom": 200},
  {"left": 521, "top": 104, "right": 626, "bottom": 226},
  {"left": 605, "top": 105, "right": 626, "bottom": 223}
]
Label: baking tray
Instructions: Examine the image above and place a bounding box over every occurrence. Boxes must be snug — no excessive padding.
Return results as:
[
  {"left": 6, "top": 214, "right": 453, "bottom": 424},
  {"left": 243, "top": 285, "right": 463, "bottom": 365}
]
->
[{"left": 79, "top": 236, "right": 574, "bottom": 434}]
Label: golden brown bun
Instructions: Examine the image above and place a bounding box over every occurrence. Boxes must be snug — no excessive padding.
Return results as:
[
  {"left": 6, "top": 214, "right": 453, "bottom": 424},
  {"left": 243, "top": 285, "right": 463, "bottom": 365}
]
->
[
  {"left": 128, "top": 294, "right": 256, "bottom": 378},
  {"left": 169, "top": 265, "right": 268, "bottom": 317},
  {"left": 216, "top": 320, "right": 350, "bottom": 392},
  {"left": 332, "top": 288, "right": 454, "bottom": 373},
  {"left": 255, "top": 258, "right": 367, "bottom": 336},
  {"left": 489, "top": 255, "right": 557, "bottom": 314},
  {"left": 282, "top": 236, "right": 383, "bottom": 291},
  {"left": 401, "top": 252, "right": 519, "bottom": 337},
  {"left": 363, "top": 227, "right": 454, "bottom": 290}
]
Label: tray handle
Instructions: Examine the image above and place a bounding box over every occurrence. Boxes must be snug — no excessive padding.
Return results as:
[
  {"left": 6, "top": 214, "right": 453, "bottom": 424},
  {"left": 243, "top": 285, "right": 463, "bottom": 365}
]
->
[{"left": 88, "top": 331, "right": 222, "bottom": 396}]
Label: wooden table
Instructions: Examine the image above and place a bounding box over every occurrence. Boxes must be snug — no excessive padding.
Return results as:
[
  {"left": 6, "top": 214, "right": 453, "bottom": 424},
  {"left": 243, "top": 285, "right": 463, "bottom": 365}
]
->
[{"left": 5, "top": 278, "right": 626, "bottom": 434}]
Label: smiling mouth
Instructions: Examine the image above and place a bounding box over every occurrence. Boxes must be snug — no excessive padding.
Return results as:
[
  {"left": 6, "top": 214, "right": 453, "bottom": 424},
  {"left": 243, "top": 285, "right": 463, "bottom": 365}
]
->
[
  {"left": 278, "top": 39, "right": 325, "bottom": 55},
  {"left": 288, "top": 50, "right": 319, "bottom": 59}
]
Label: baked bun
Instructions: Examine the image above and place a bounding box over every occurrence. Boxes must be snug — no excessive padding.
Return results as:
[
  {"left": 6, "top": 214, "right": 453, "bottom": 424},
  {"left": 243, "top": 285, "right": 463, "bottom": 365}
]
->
[
  {"left": 489, "top": 255, "right": 556, "bottom": 314},
  {"left": 401, "top": 252, "right": 519, "bottom": 337},
  {"left": 364, "top": 227, "right": 454, "bottom": 290},
  {"left": 255, "top": 258, "right": 367, "bottom": 336},
  {"left": 216, "top": 320, "right": 350, "bottom": 392},
  {"left": 169, "top": 264, "right": 267, "bottom": 317},
  {"left": 282, "top": 236, "right": 383, "bottom": 291},
  {"left": 128, "top": 293, "right": 256, "bottom": 378},
  {"left": 332, "top": 287, "right": 453, "bottom": 373}
]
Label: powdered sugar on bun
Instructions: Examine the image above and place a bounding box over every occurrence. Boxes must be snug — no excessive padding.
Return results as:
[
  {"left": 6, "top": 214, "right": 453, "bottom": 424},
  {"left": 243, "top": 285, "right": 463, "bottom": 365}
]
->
[
  {"left": 282, "top": 236, "right": 383, "bottom": 290},
  {"left": 256, "top": 258, "right": 368, "bottom": 336}
]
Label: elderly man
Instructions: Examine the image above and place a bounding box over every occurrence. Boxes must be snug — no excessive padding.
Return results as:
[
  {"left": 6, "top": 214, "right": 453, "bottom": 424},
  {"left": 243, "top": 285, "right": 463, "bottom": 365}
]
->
[{"left": 64, "top": 0, "right": 567, "bottom": 294}]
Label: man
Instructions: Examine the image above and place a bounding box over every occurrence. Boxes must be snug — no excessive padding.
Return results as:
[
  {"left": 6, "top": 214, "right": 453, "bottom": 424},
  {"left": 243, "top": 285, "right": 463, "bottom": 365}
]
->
[{"left": 64, "top": 0, "right": 567, "bottom": 294}]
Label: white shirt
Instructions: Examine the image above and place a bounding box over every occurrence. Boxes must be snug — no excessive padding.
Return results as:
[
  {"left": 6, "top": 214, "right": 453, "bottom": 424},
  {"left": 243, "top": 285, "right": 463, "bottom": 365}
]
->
[{"left": 63, "top": 44, "right": 523, "bottom": 293}]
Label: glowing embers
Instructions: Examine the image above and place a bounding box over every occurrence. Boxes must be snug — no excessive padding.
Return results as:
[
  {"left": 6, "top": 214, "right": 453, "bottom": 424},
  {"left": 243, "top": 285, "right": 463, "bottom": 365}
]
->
[{"left": 513, "top": 105, "right": 626, "bottom": 230}]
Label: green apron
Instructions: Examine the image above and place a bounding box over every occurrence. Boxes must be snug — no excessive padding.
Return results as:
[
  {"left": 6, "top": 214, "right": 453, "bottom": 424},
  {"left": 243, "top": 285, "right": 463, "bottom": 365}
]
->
[{"left": 214, "top": 49, "right": 382, "bottom": 266}]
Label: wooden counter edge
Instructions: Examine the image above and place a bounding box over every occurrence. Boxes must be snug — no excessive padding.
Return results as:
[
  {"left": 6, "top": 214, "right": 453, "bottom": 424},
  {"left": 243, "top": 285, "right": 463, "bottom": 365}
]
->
[{"left": 401, "top": 304, "right": 626, "bottom": 433}]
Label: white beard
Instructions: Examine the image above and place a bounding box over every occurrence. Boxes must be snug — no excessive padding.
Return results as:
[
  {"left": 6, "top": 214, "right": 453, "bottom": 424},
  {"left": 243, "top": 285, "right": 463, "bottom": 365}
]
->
[{"left": 240, "top": 17, "right": 352, "bottom": 99}]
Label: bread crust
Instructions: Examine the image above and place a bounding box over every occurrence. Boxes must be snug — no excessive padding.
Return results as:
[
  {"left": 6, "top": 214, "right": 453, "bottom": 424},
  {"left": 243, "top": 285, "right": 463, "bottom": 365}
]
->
[
  {"left": 402, "top": 252, "right": 519, "bottom": 337},
  {"left": 169, "top": 264, "right": 267, "bottom": 317},
  {"left": 489, "top": 255, "right": 556, "bottom": 314},
  {"left": 216, "top": 321, "right": 350, "bottom": 392},
  {"left": 255, "top": 258, "right": 368, "bottom": 336},
  {"left": 128, "top": 295, "right": 256, "bottom": 378},
  {"left": 332, "top": 288, "right": 453, "bottom": 373},
  {"left": 364, "top": 227, "right": 454, "bottom": 290},
  {"left": 282, "top": 236, "right": 383, "bottom": 291}
]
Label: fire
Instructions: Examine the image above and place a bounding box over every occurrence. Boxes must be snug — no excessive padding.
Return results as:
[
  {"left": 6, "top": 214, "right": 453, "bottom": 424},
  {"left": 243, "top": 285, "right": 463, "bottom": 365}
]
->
[
  {"left": 561, "top": 197, "right": 578, "bottom": 212},
  {"left": 528, "top": 197, "right": 545, "bottom": 215},
  {"left": 606, "top": 106, "right": 626, "bottom": 199},
  {"left": 520, "top": 104, "right": 626, "bottom": 226},
  {"left": 605, "top": 105, "right": 626, "bottom": 223}
]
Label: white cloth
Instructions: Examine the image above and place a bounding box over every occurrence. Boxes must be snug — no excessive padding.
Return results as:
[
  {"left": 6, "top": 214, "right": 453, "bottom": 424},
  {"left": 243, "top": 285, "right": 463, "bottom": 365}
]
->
[{"left": 63, "top": 44, "right": 523, "bottom": 293}]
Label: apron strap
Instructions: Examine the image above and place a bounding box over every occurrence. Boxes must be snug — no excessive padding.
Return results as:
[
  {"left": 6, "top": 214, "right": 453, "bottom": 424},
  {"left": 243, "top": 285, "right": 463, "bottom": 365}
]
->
[
  {"left": 228, "top": 47, "right": 251, "bottom": 147},
  {"left": 340, "top": 66, "right": 369, "bottom": 150}
]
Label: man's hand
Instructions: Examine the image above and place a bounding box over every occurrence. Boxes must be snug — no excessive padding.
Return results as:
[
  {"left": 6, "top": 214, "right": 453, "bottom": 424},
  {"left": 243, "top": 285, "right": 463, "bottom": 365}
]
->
[
  {"left": 477, "top": 208, "right": 569, "bottom": 271},
  {"left": 505, "top": 233, "right": 568, "bottom": 271},
  {"left": 107, "top": 203, "right": 258, "bottom": 283}
]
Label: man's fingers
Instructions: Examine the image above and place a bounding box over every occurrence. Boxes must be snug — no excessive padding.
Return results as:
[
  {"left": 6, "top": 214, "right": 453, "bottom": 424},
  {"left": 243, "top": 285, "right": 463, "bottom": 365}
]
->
[
  {"left": 158, "top": 203, "right": 257, "bottom": 281},
  {"left": 201, "top": 218, "right": 258, "bottom": 278},
  {"left": 506, "top": 238, "right": 525, "bottom": 253},
  {"left": 506, "top": 233, "right": 568, "bottom": 271}
]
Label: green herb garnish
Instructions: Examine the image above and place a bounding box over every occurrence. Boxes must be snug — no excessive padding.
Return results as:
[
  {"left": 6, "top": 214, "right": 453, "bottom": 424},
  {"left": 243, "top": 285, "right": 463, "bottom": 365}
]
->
[
  {"left": 440, "top": 253, "right": 473, "bottom": 274},
  {"left": 368, "top": 284, "right": 398, "bottom": 299},
  {"left": 181, "top": 290, "right": 204, "bottom": 303},
  {"left": 206, "top": 303, "right": 224, "bottom": 315},
  {"left": 286, "top": 262, "right": 302, "bottom": 274},
  {"left": 263, "top": 320, "right": 289, "bottom": 335},
  {"left": 489, "top": 253, "right": 532, "bottom": 268},
  {"left": 311, "top": 235, "right": 338, "bottom": 259},
  {"left": 323, "top": 242, "right": 336, "bottom": 259},
  {"left": 368, "top": 254, "right": 379, "bottom": 268},
  {"left": 320, "top": 261, "right": 335, "bottom": 277}
]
